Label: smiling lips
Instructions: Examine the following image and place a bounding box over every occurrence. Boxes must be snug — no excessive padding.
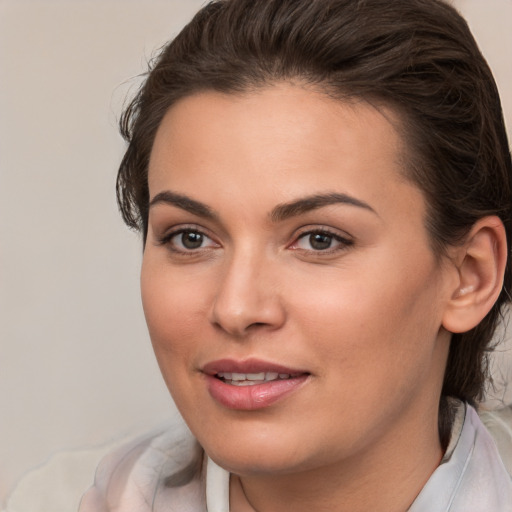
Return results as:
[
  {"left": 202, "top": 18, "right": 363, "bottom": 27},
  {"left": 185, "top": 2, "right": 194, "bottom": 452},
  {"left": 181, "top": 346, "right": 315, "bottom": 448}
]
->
[
  {"left": 202, "top": 359, "right": 310, "bottom": 410},
  {"left": 217, "top": 371, "right": 294, "bottom": 385}
]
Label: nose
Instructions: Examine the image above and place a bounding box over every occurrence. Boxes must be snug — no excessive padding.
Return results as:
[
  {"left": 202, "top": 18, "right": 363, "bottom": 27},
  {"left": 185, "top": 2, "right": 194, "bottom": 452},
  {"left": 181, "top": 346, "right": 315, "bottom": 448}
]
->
[{"left": 209, "top": 250, "right": 286, "bottom": 338}]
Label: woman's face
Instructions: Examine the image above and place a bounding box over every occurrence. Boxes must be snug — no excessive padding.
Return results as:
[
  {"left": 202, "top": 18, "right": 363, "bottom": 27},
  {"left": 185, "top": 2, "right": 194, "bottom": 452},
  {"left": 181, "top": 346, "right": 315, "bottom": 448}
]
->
[{"left": 142, "top": 84, "right": 455, "bottom": 476}]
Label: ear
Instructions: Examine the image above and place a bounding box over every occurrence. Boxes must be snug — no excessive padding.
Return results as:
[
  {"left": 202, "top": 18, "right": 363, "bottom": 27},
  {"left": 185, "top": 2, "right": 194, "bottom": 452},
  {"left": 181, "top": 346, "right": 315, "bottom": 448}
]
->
[{"left": 442, "top": 216, "right": 508, "bottom": 334}]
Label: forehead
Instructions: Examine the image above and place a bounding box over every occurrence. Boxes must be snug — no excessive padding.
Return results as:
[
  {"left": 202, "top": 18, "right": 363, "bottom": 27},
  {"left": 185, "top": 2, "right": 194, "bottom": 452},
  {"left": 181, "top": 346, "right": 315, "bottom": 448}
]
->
[{"left": 150, "top": 84, "right": 407, "bottom": 189}]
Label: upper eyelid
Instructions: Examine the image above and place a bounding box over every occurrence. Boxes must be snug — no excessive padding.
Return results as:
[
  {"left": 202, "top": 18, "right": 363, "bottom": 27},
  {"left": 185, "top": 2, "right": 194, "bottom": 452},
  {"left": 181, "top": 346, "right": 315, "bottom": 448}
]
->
[
  {"left": 157, "top": 225, "right": 217, "bottom": 245},
  {"left": 151, "top": 215, "right": 228, "bottom": 241},
  {"left": 289, "top": 226, "right": 355, "bottom": 252},
  {"left": 293, "top": 225, "right": 353, "bottom": 240},
  {"left": 159, "top": 223, "right": 213, "bottom": 236}
]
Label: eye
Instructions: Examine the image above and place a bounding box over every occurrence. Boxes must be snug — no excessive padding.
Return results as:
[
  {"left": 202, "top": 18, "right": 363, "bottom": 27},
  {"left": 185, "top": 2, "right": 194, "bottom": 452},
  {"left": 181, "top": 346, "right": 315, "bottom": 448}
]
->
[
  {"left": 300, "top": 232, "right": 335, "bottom": 250},
  {"left": 175, "top": 231, "right": 205, "bottom": 249},
  {"left": 290, "top": 229, "right": 353, "bottom": 252},
  {"left": 161, "top": 228, "right": 219, "bottom": 252}
]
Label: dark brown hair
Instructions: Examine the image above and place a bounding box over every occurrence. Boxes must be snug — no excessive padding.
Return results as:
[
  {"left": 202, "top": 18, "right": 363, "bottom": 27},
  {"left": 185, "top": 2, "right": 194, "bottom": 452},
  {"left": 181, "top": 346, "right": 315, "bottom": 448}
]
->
[{"left": 117, "top": 0, "right": 512, "bottom": 447}]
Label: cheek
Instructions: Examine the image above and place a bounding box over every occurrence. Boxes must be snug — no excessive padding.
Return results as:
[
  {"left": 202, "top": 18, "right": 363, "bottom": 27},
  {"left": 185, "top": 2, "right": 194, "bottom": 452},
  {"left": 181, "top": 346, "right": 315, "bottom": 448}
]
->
[
  {"left": 289, "top": 253, "right": 446, "bottom": 374},
  {"left": 140, "top": 258, "right": 213, "bottom": 413},
  {"left": 140, "top": 258, "right": 207, "bottom": 360}
]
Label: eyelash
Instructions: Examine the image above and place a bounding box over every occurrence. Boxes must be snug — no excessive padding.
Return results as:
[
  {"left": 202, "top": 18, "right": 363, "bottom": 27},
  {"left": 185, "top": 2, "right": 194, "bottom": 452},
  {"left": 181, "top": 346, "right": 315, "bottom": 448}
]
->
[
  {"left": 290, "top": 228, "right": 354, "bottom": 254},
  {"left": 157, "top": 226, "right": 354, "bottom": 255},
  {"left": 157, "top": 226, "right": 219, "bottom": 255}
]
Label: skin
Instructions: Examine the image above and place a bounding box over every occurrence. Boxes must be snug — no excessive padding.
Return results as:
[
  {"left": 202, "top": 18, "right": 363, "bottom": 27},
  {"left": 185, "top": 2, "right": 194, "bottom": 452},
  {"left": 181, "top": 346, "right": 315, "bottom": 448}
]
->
[{"left": 142, "top": 84, "right": 461, "bottom": 511}]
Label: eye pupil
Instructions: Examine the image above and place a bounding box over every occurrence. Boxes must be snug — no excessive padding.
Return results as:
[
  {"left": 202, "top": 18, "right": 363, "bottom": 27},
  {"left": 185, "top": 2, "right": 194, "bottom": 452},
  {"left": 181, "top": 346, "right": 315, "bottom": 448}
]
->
[
  {"left": 182, "top": 231, "right": 203, "bottom": 249},
  {"left": 310, "top": 233, "right": 332, "bottom": 250}
]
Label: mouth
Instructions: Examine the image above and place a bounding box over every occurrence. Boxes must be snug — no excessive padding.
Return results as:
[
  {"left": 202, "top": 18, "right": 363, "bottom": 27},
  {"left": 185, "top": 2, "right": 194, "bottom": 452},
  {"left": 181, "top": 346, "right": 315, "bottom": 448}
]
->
[
  {"left": 202, "top": 359, "right": 310, "bottom": 410},
  {"left": 216, "top": 371, "right": 299, "bottom": 386}
]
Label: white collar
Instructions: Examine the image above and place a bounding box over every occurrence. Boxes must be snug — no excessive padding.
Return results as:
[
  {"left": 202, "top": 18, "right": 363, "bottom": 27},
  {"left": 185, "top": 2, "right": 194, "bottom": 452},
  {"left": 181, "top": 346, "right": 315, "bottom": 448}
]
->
[{"left": 206, "top": 456, "right": 230, "bottom": 512}]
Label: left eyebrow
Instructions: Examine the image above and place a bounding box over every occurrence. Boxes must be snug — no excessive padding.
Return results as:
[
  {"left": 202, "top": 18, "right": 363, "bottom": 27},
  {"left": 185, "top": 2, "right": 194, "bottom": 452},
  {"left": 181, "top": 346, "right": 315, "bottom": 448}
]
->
[{"left": 270, "top": 193, "right": 377, "bottom": 222}]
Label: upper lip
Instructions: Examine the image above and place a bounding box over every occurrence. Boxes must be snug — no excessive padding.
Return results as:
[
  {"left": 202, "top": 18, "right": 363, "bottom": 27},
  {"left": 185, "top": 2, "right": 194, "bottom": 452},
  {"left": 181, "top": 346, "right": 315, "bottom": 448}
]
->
[{"left": 202, "top": 358, "right": 309, "bottom": 376}]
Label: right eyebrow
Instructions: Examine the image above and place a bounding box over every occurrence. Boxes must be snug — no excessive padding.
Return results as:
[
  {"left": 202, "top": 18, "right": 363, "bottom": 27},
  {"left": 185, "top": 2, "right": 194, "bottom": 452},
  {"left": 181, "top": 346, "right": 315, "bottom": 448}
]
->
[{"left": 148, "top": 190, "right": 217, "bottom": 220}]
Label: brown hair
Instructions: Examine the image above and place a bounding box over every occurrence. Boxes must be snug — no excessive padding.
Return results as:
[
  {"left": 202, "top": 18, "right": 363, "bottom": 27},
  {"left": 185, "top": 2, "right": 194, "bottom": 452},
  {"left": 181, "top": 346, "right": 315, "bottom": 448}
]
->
[{"left": 117, "top": 0, "right": 512, "bottom": 447}]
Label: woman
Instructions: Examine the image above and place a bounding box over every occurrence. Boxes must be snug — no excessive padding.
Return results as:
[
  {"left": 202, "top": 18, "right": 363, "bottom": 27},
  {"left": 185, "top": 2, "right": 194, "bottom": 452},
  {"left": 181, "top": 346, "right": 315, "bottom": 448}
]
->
[{"left": 80, "top": 0, "right": 512, "bottom": 510}]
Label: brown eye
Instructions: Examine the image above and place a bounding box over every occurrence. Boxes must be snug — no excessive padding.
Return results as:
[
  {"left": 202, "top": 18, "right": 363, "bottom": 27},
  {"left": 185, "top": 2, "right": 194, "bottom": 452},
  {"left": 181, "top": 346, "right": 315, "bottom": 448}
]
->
[
  {"left": 163, "top": 229, "right": 219, "bottom": 252},
  {"left": 309, "top": 233, "right": 333, "bottom": 250},
  {"left": 290, "top": 229, "right": 354, "bottom": 253},
  {"left": 180, "top": 231, "right": 204, "bottom": 249}
]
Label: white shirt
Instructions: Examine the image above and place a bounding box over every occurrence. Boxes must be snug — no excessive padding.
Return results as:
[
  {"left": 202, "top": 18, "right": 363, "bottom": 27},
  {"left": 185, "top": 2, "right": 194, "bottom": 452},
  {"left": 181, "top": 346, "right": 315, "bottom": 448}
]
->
[
  {"left": 409, "top": 404, "right": 512, "bottom": 511},
  {"left": 4, "top": 402, "right": 512, "bottom": 512}
]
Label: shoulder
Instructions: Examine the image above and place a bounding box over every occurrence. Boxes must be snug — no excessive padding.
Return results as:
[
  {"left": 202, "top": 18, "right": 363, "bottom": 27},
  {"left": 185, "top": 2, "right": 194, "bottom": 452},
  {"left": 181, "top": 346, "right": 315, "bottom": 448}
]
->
[
  {"left": 2, "top": 420, "right": 206, "bottom": 512},
  {"left": 479, "top": 405, "right": 512, "bottom": 476},
  {"left": 2, "top": 443, "right": 117, "bottom": 512},
  {"left": 78, "top": 420, "right": 207, "bottom": 512},
  {"left": 443, "top": 404, "right": 512, "bottom": 510},
  {"left": 410, "top": 402, "right": 512, "bottom": 512}
]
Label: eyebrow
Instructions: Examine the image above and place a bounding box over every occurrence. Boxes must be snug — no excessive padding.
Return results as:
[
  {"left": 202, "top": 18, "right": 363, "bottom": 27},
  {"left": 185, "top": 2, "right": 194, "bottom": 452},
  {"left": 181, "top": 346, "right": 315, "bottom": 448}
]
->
[
  {"left": 149, "top": 190, "right": 376, "bottom": 222},
  {"left": 149, "top": 191, "right": 217, "bottom": 219},
  {"left": 270, "top": 193, "right": 377, "bottom": 222}
]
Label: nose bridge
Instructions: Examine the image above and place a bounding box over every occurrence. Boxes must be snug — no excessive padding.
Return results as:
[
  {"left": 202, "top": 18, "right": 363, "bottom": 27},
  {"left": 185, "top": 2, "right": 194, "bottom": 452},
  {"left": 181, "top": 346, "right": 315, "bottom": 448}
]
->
[{"left": 210, "top": 242, "right": 285, "bottom": 337}]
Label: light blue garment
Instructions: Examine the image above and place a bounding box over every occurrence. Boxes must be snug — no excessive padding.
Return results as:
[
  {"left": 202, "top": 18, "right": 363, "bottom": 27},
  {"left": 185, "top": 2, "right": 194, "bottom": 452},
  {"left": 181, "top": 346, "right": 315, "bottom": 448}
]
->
[
  {"left": 5, "top": 403, "right": 510, "bottom": 511},
  {"left": 205, "top": 403, "right": 512, "bottom": 512},
  {"left": 405, "top": 404, "right": 512, "bottom": 511},
  {"left": 75, "top": 402, "right": 512, "bottom": 511}
]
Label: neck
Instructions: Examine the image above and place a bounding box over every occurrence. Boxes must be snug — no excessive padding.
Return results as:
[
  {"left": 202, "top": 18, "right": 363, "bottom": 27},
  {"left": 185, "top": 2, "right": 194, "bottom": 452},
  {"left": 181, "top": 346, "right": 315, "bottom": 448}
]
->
[{"left": 230, "top": 400, "right": 444, "bottom": 512}]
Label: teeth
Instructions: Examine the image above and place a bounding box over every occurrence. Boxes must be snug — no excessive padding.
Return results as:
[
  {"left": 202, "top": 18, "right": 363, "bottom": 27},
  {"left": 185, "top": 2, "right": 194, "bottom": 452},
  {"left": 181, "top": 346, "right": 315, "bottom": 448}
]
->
[
  {"left": 247, "top": 372, "right": 265, "bottom": 381},
  {"left": 217, "top": 371, "right": 292, "bottom": 384}
]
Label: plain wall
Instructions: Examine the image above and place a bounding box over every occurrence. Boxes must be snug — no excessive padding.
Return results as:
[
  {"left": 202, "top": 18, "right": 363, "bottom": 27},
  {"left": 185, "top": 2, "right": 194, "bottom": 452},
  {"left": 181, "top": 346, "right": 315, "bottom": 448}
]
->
[{"left": 1, "top": 0, "right": 511, "bottom": 504}]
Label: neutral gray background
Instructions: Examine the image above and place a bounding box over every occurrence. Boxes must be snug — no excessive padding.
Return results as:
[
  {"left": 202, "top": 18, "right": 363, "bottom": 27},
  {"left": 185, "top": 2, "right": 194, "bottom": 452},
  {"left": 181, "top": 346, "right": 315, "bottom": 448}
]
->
[{"left": 1, "top": 0, "right": 511, "bottom": 505}]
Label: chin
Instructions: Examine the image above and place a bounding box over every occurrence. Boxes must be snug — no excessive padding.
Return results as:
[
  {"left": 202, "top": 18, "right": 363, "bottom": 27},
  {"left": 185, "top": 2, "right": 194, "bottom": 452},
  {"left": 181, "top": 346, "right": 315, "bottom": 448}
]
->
[
  {"left": 209, "top": 450, "right": 307, "bottom": 477},
  {"left": 200, "top": 429, "right": 330, "bottom": 477}
]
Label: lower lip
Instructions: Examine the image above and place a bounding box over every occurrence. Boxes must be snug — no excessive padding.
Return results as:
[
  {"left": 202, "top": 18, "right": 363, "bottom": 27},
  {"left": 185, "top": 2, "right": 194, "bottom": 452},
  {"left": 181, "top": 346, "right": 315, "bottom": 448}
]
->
[{"left": 205, "top": 374, "right": 309, "bottom": 410}]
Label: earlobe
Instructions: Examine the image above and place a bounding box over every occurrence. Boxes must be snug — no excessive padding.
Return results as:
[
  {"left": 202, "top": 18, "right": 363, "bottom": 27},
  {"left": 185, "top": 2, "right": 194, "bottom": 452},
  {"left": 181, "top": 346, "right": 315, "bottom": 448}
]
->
[{"left": 442, "top": 216, "right": 507, "bottom": 334}]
